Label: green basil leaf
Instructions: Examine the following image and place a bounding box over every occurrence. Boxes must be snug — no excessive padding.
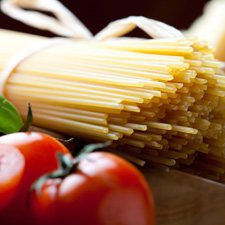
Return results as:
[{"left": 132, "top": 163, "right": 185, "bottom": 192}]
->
[{"left": 0, "top": 95, "right": 23, "bottom": 134}]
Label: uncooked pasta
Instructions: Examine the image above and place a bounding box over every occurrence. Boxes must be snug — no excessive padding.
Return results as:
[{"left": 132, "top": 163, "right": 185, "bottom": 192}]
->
[{"left": 1, "top": 0, "right": 225, "bottom": 183}]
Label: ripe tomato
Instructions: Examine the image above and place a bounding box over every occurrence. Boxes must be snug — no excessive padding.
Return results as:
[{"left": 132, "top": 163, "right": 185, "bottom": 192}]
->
[
  {"left": 0, "top": 132, "right": 72, "bottom": 225},
  {"left": 0, "top": 143, "right": 25, "bottom": 211},
  {"left": 30, "top": 152, "right": 155, "bottom": 225}
]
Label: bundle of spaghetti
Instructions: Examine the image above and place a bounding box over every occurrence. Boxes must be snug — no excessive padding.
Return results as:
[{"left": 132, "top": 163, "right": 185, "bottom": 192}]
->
[{"left": 1, "top": 26, "right": 225, "bottom": 182}]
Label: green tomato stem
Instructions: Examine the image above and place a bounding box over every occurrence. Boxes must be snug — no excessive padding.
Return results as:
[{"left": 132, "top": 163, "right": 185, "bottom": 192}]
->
[{"left": 30, "top": 141, "right": 112, "bottom": 196}]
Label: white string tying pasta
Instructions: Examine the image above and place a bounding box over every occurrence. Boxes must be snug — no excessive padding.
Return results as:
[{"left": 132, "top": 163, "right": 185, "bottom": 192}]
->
[
  {"left": 1, "top": 0, "right": 184, "bottom": 40},
  {"left": 0, "top": 0, "right": 93, "bottom": 40}
]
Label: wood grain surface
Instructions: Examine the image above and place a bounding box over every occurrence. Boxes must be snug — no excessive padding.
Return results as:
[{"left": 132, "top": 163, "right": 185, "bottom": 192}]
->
[
  {"left": 142, "top": 168, "right": 225, "bottom": 225},
  {"left": 30, "top": 126, "right": 225, "bottom": 225}
]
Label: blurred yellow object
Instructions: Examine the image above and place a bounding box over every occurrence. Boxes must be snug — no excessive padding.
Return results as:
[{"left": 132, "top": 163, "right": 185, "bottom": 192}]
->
[{"left": 186, "top": 0, "right": 225, "bottom": 62}]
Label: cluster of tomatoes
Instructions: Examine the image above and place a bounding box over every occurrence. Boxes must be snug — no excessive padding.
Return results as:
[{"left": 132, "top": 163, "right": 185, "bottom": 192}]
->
[{"left": 0, "top": 131, "right": 155, "bottom": 225}]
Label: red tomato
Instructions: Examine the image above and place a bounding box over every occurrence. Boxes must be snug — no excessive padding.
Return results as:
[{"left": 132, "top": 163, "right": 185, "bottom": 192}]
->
[
  {"left": 30, "top": 152, "right": 155, "bottom": 225},
  {"left": 0, "top": 132, "right": 71, "bottom": 225},
  {"left": 0, "top": 143, "right": 25, "bottom": 211}
]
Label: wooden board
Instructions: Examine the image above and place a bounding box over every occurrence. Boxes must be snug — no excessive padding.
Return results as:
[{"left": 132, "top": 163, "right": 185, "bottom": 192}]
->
[
  {"left": 142, "top": 168, "right": 225, "bottom": 225},
  {"left": 30, "top": 126, "right": 225, "bottom": 225}
]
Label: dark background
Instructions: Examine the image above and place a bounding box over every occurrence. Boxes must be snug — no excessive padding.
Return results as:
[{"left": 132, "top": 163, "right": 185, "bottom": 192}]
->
[{"left": 0, "top": 0, "right": 210, "bottom": 38}]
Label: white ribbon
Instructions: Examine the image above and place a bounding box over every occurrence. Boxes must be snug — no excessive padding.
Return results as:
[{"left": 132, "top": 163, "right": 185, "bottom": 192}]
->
[
  {"left": 94, "top": 16, "right": 184, "bottom": 41},
  {"left": 1, "top": 0, "right": 184, "bottom": 40},
  {"left": 1, "top": 0, "right": 93, "bottom": 40}
]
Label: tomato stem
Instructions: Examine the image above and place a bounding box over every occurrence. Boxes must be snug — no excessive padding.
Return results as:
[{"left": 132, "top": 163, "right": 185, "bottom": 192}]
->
[
  {"left": 30, "top": 141, "right": 112, "bottom": 196},
  {"left": 76, "top": 141, "right": 112, "bottom": 163}
]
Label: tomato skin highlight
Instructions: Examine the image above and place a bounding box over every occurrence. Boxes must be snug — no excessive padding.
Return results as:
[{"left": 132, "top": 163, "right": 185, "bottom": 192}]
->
[
  {"left": 0, "top": 132, "right": 71, "bottom": 225},
  {"left": 0, "top": 143, "right": 25, "bottom": 211},
  {"left": 30, "top": 152, "right": 155, "bottom": 225}
]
